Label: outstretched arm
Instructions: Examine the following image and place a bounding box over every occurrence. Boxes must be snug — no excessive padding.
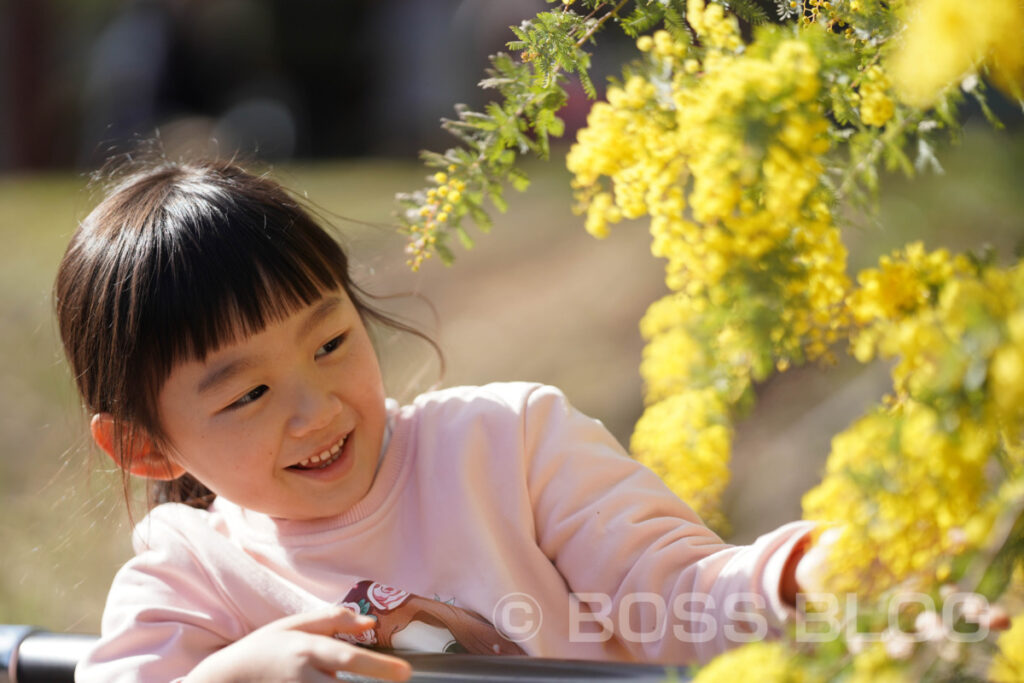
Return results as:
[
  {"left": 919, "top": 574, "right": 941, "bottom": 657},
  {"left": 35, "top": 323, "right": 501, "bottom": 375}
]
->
[{"left": 520, "top": 384, "right": 815, "bottom": 664}]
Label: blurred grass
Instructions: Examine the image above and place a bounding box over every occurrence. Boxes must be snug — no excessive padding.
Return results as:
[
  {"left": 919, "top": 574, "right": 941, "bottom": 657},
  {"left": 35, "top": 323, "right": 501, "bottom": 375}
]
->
[{"left": 1, "top": 122, "right": 1022, "bottom": 632}]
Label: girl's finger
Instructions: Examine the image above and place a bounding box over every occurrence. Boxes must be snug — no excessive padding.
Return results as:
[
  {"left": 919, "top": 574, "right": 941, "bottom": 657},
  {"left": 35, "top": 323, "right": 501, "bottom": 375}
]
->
[
  {"left": 982, "top": 604, "right": 1010, "bottom": 631},
  {"left": 267, "top": 606, "right": 377, "bottom": 636},
  {"left": 307, "top": 637, "right": 412, "bottom": 682}
]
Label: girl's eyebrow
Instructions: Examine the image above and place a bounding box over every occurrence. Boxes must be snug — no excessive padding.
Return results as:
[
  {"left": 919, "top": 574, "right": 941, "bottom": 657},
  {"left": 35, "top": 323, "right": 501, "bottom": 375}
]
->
[
  {"left": 197, "top": 356, "right": 259, "bottom": 395},
  {"left": 297, "top": 296, "right": 343, "bottom": 341}
]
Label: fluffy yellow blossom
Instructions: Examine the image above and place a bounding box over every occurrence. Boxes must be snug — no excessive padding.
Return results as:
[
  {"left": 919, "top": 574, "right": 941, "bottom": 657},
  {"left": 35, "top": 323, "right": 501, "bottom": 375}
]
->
[
  {"left": 631, "top": 389, "right": 733, "bottom": 526},
  {"left": 989, "top": 6, "right": 1024, "bottom": 99},
  {"left": 802, "top": 402, "right": 997, "bottom": 595},
  {"left": 571, "top": 34, "right": 832, "bottom": 256},
  {"left": 569, "top": 29, "right": 847, "bottom": 331},
  {"left": 637, "top": 294, "right": 719, "bottom": 402},
  {"left": 687, "top": 0, "right": 743, "bottom": 51},
  {"left": 638, "top": 290, "right": 769, "bottom": 407},
  {"left": 583, "top": 191, "right": 615, "bottom": 238},
  {"left": 889, "top": 0, "right": 1024, "bottom": 106},
  {"left": 848, "top": 242, "right": 974, "bottom": 368},
  {"left": 990, "top": 268, "right": 1024, "bottom": 430},
  {"left": 404, "top": 172, "right": 473, "bottom": 269},
  {"left": 846, "top": 643, "right": 913, "bottom": 683},
  {"left": 652, "top": 29, "right": 686, "bottom": 59},
  {"left": 694, "top": 641, "right": 813, "bottom": 683},
  {"left": 990, "top": 614, "right": 1024, "bottom": 682},
  {"left": 992, "top": 342, "right": 1024, "bottom": 412},
  {"left": 849, "top": 243, "right": 967, "bottom": 325},
  {"left": 569, "top": 26, "right": 854, "bottom": 524},
  {"left": 858, "top": 65, "right": 895, "bottom": 127},
  {"left": 639, "top": 326, "right": 705, "bottom": 404},
  {"left": 849, "top": 244, "right": 1020, "bottom": 410},
  {"left": 805, "top": 248, "right": 1024, "bottom": 596},
  {"left": 567, "top": 76, "right": 682, "bottom": 241}
]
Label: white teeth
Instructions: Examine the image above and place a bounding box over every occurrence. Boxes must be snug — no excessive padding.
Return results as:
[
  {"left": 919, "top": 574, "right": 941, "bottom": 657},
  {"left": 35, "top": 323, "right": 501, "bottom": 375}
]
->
[{"left": 293, "top": 434, "right": 347, "bottom": 469}]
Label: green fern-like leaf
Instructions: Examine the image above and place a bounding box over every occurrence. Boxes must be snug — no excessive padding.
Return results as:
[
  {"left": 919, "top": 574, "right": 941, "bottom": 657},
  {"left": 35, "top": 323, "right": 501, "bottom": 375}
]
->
[
  {"left": 662, "top": 1, "right": 693, "bottom": 44},
  {"left": 621, "top": 2, "right": 665, "bottom": 37},
  {"left": 395, "top": 1, "right": 633, "bottom": 267},
  {"left": 722, "top": 0, "right": 771, "bottom": 25}
]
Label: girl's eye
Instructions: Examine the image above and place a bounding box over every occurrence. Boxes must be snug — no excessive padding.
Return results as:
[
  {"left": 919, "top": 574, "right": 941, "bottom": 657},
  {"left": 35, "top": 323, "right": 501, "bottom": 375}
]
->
[
  {"left": 315, "top": 334, "right": 346, "bottom": 359},
  {"left": 229, "top": 385, "right": 268, "bottom": 410}
]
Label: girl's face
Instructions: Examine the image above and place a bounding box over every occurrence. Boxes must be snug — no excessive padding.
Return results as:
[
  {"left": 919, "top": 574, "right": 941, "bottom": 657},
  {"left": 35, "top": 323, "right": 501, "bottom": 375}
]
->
[{"left": 156, "top": 289, "right": 388, "bottom": 521}]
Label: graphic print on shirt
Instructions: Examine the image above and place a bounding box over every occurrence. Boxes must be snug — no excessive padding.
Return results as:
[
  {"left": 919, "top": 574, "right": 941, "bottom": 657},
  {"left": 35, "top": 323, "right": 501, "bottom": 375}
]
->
[{"left": 335, "top": 580, "right": 525, "bottom": 655}]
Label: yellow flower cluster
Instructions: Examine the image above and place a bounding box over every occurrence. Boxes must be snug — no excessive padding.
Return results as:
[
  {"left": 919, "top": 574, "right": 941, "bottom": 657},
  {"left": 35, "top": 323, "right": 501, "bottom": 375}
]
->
[
  {"left": 630, "top": 387, "right": 732, "bottom": 528},
  {"left": 693, "top": 641, "right": 811, "bottom": 683},
  {"left": 568, "top": 18, "right": 849, "bottom": 346},
  {"left": 889, "top": 0, "right": 1024, "bottom": 106},
  {"left": 802, "top": 401, "right": 996, "bottom": 594},
  {"left": 992, "top": 307, "right": 1024, "bottom": 419},
  {"left": 405, "top": 169, "right": 466, "bottom": 271},
  {"left": 800, "top": 0, "right": 838, "bottom": 26},
  {"left": 636, "top": 29, "right": 688, "bottom": 60},
  {"left": 846, "top": 643, "right": 912, "bottom": 683},
  {"left": 637, "top": 294, "right": 708, "bottom": 404},
  {"left": 685, "top": 0, "right": 743, "bottom": 52},
  {"left": 633, "top": 291, "right": 778, "bottom": 522},
  {"left": 568, "top": 10, "right": 853, "bottom": 520},
  {"left": 849, "top": 243, "right": 1024, "bottom": 424},
  {"left": 847, "top": 242, "right": 973, "bottom": 368},
  {"left": 567, "top": 73, "right": 679, "bottom": 239},
  {"left": 848, "top": 243, "right": 968, "bottom": 329},
  {"left": 804, "top": 244, "right": 1024, "bottom": 595},
  {"left": 858, "top": 65, "right": 895, "bottom": 127},
  {"left": 990, "top": 613, "right": 1024, "bottom": 682}
]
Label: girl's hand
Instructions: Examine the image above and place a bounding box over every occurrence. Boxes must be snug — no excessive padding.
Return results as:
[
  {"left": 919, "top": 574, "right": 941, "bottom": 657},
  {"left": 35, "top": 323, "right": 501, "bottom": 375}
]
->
[
  {"left": 793, "top": 526, "right": 840, "bottom": 597},
  {"left": 184, "top": 606, "right": 413, "bottom": 683},
  {"left": 780, "top": 526, "right": 839, "bottom": 607}
]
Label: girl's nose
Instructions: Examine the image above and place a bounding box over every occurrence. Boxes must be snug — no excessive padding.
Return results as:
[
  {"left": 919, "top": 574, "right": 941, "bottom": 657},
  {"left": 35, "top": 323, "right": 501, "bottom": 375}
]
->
[{"left": 287, "top": 379, "right": 343, "bottom": 438}]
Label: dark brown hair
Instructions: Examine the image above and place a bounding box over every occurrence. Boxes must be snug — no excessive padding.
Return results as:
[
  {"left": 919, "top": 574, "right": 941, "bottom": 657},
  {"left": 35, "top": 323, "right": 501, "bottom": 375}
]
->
[{"left": 55, "top": 157, "right": 435, "bottom": 511}]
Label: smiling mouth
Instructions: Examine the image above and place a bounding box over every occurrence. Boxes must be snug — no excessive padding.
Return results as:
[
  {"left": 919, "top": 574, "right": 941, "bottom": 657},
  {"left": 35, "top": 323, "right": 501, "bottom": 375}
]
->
[{"left": 289, "top": 434, "right": 348, "bottom": 470}]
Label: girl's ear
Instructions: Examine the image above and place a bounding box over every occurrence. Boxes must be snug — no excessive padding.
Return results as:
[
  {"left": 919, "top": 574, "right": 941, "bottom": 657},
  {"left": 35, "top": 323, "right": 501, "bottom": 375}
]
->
[{"left": 90, "top": 413, "right": 186, "bottom": 481}]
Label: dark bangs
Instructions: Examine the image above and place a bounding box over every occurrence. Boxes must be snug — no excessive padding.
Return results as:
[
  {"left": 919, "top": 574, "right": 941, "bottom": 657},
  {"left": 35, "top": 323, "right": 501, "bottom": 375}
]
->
[{"left": 138, "top": 177, "right": 351, "bottom": 377}]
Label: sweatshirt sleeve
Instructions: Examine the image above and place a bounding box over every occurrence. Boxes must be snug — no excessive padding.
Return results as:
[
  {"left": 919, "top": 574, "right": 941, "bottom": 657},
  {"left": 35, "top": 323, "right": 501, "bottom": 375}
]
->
[
  {"left": 76, "top": 506, "right": 248, "bottom": 683},
  {"left": 520, "top": 383, "right": 814, "bottom": 664}
]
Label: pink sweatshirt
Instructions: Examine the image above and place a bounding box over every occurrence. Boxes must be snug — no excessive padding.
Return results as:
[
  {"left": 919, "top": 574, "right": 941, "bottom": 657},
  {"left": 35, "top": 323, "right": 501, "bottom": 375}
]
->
[{"left": 77, "top": 382, "right": 812, "bottom": 682}]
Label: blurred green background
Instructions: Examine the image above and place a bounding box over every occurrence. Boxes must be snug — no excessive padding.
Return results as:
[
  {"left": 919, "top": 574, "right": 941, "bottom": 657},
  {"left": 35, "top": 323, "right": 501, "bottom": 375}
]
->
[{"left": 2, "top": 124, "right": 1022, "bottom": 633}]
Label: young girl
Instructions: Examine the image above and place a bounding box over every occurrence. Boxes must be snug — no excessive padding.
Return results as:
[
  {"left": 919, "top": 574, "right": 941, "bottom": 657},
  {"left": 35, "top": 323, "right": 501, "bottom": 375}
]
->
[{"left": 58, "top": 158, "right": 815, "bottom": 682}]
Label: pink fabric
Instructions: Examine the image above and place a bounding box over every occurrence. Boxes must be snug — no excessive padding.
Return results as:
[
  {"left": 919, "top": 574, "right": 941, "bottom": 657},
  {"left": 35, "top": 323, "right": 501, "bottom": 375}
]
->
[{"left": 77, "top": 382, "right": 813, "bottom": 682}]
